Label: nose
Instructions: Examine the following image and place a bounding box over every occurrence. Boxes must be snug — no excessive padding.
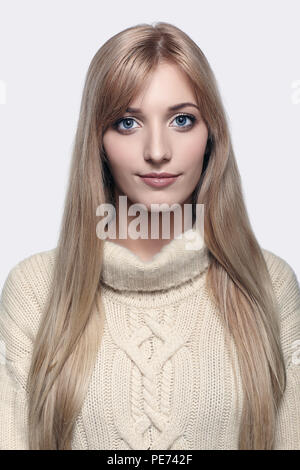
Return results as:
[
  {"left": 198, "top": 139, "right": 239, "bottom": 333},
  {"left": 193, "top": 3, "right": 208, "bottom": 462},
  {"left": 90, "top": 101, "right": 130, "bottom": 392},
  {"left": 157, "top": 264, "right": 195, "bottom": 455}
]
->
[{"left": 143, "top": 124, "right": 171, "bottom": 163}]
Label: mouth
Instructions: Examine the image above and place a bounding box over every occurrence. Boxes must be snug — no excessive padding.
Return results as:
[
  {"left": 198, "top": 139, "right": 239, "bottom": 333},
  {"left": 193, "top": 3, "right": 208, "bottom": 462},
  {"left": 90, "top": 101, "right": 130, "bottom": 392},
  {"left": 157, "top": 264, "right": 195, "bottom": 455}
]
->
[
  {"left": 139, "top": 172, "right": 179, "bottom": 178},
  {"left": 138, "top": 174, "right": 181, "bottom": 188}
]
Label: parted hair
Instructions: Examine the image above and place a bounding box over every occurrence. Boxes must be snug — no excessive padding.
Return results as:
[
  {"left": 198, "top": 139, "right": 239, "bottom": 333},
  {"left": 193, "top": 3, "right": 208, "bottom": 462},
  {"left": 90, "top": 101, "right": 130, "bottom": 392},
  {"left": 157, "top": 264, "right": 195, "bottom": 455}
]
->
[{"left": 27, "top": 22, "right": 286, "bottom": 449}]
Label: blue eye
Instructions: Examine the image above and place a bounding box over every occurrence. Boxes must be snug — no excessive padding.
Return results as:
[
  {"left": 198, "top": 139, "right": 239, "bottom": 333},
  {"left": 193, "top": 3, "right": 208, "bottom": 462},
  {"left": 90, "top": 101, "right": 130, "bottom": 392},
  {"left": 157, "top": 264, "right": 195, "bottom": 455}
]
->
[
  {"left": 172, "top": 114, "right": 196, "bottom": 128},
  {"left": 115, "top": 117, "right": 139, "bottom": 131},
  {"left": 113, "top": 113, "right": 196, "bottom": 133}
]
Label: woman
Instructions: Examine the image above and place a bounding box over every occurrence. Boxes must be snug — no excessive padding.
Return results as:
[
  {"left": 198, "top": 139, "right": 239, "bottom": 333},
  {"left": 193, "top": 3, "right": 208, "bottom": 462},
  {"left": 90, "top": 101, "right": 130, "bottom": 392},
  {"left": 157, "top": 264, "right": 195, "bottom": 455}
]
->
[{"left": 0, "top": 21, "right": 299, "bottom": 450}]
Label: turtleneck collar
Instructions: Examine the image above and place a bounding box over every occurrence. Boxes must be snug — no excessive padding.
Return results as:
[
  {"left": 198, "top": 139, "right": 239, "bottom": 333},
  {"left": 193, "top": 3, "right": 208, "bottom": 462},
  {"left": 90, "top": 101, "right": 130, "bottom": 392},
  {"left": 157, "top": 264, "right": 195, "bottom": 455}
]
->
[{"left": 100, "top": 226, "right": 210, "bottom": 292}]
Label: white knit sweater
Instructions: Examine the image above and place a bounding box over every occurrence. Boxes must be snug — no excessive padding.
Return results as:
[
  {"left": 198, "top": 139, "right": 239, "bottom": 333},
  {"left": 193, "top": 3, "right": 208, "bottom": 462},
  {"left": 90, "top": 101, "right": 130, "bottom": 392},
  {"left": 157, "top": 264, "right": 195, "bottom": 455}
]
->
[{"left": 0, "top": 233, "right": 300, "bottom": 450}]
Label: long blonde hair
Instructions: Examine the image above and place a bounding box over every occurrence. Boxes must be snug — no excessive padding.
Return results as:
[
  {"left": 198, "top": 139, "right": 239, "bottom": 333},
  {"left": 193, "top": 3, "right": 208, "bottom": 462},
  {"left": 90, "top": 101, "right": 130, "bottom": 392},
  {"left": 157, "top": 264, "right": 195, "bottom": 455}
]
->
[{"left": 27, "top": 21, "right": 286, "bottom": 449}]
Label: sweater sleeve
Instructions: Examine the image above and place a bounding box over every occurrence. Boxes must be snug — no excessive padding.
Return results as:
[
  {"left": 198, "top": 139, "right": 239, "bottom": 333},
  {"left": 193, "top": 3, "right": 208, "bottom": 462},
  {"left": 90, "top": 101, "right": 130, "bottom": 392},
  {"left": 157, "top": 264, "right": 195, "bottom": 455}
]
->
[
  {"left": 0, "top": 261, "right": 36, "bottom": 450},
  {"left": 268, "top": 255, "right": 300, "bottom": 449}
]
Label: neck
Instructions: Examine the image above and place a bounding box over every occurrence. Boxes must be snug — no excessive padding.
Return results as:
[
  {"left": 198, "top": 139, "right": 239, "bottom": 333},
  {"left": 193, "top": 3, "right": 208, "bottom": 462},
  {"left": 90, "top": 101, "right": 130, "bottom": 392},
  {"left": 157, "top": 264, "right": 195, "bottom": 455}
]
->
[
  {"left": 106, "top": 189, "right": 197, "bottom": 262},
  {"left": 101, "top": 225, "right": 210, "bottom": 292}
]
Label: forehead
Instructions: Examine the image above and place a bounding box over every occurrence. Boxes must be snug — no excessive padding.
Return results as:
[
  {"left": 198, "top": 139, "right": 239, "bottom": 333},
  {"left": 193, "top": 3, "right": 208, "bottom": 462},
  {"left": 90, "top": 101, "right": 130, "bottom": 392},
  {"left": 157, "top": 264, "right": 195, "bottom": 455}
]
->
[{"left": 129, "top": 62, "right": 196, "bottom": 109}]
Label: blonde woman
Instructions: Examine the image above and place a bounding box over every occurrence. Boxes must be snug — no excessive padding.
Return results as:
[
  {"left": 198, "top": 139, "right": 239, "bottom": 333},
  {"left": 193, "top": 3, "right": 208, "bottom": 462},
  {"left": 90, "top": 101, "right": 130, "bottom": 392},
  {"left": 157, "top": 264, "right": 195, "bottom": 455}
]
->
[{"left": 0, "top": 22, "right": 299, "bottom": 450}]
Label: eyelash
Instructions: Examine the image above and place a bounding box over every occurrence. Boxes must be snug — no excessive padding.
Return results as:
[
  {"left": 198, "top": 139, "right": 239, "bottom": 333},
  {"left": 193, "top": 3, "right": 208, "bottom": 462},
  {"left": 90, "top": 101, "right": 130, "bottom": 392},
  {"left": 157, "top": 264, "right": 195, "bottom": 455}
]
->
[{"left": 112, "top": 113, "right": 197, "bottom": 134}]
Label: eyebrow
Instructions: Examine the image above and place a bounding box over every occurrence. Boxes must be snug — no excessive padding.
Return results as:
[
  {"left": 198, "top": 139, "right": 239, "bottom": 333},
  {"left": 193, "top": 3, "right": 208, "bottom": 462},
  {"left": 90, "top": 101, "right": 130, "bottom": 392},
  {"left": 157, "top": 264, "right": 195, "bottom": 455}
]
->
[{"left": 125, "top": 102, "right": 200, "bottom": 113}]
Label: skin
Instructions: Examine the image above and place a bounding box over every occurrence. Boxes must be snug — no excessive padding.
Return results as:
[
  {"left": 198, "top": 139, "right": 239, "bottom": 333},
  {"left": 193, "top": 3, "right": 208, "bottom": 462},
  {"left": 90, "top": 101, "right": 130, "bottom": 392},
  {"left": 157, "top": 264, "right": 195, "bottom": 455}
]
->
[{"left": 102, "top": 62, "right": 208, "bottom": 261}]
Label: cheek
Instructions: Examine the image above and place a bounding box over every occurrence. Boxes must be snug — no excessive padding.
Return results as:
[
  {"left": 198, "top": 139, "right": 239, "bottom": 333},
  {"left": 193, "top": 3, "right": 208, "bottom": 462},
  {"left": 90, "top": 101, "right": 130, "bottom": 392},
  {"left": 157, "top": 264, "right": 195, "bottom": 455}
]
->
[
  {"left": 103, "top": 133, "right": 138, "bottom": 170},
  {"left": 176, "top": 134, "right": 207, "bottom": 170}
]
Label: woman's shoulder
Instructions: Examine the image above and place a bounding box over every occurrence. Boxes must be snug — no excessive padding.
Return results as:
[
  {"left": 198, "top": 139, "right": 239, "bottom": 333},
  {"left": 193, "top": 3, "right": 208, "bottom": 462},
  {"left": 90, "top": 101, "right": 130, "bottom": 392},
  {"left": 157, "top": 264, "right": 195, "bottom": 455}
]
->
[
  {"left": 261, "top": 247, "right": 299, "bottom": 288},
  {"left": 2, "top": 247, "right": 58, "bottom": 296},
  {"left": 0, "top": 247, "right": 58, "bottom": 340},
  {"left": 261, "top": 248, "right": 300, "bottom": 370},
  {"left": 261, "top": 247, "right": 300, "bottom": 320},
  {"left": 12, "top": 246, "right": 57, "bottom": 271}
]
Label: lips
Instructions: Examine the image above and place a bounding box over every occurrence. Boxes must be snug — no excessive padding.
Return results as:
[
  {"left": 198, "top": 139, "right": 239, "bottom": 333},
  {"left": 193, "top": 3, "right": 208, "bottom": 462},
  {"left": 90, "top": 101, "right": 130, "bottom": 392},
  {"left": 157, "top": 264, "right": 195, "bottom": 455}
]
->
[
  {"left": 139, "top": 174, "right": 180, "bottom": 188},
  {"left": 139, "top": 173, "right": 178, "bottom": 178}
]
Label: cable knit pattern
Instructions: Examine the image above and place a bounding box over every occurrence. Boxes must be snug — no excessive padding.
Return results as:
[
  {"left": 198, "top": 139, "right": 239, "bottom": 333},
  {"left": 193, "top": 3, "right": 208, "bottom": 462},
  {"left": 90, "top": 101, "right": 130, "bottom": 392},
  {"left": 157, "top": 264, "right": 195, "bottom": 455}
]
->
[{"left": 0, "top": 233, "right": 300, "bottom": 449}]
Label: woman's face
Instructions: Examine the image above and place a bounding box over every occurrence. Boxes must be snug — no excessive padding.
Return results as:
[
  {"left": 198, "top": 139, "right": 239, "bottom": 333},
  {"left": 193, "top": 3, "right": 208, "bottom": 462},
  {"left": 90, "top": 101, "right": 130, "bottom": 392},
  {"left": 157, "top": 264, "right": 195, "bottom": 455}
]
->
[{"left": 102, "top": 62, "right": 208, "bottom": 213}]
